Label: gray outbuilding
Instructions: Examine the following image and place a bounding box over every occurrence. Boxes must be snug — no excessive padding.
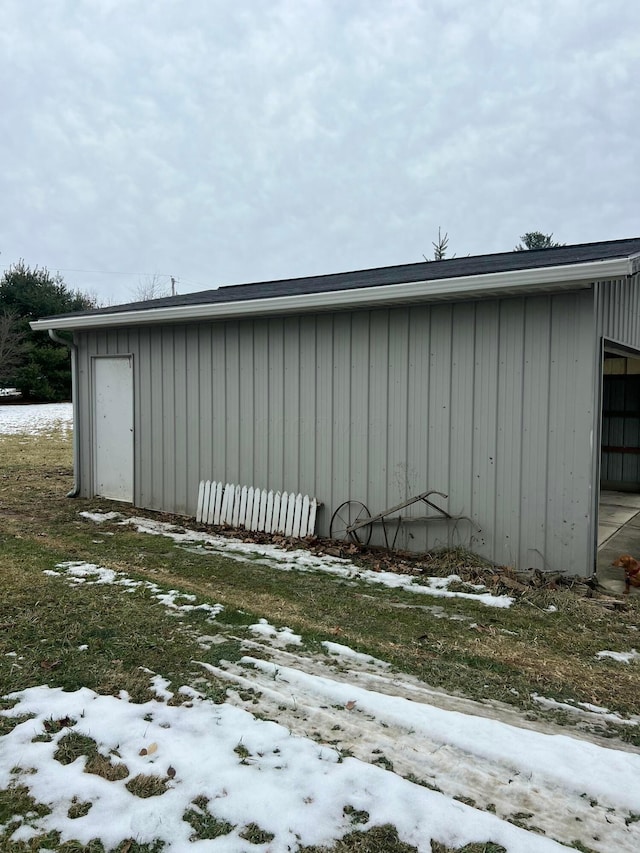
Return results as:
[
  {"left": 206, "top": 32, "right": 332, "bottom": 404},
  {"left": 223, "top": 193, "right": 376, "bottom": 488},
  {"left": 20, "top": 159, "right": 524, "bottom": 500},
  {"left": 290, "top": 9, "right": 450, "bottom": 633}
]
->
[{"left": 33, "top": 237, "right": 640, "bottom": 576}]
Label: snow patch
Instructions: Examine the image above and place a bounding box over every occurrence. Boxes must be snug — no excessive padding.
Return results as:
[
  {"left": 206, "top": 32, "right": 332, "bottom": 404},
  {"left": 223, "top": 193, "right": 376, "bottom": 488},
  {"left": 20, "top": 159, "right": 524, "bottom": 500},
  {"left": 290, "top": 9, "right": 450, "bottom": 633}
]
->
[
  {"left": 45, "top": 561, "right": 223, "bottom": 622},
  {"left": 322, "top": 641, "right": 391, "bottom": 668},
  {"left": 81, "top": 511, "right": 514, "bottom": 608},
  {"left": 532, "top": 693, "right": 640, "bottom": 726},
  {"left": 249, "top": 619, "right": 302, "bottom": 646},
  {"left": 0, "top": 684, "right": 573, "bottom": 852},
  {"left": 0, "top": 402, "right": 73, "bottom": 435},
  {"left": 596, "top": 649, "right": 640, "bottom": 663}
]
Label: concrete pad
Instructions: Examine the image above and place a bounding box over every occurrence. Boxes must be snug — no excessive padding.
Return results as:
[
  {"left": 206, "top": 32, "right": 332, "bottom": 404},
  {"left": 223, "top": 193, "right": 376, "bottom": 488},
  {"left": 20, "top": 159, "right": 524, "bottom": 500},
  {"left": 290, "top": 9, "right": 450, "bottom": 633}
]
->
[
  {"left": 600, "top": 490, "right": 640, "bottom": 510},
  {"left": 598, "top": 520, "right": 627, "bottom": 547},
  {"left": 597, "top": 563, "right": 630, "bottom": 595},
  {"left": 598, "top": 491, "right": 640, "bottom": 547},
  {"left": 596, "top": 491, "right": 640, "bottom": 593},
  {"left": 597, "top": 511, "right": 640, "bottom": 595}
]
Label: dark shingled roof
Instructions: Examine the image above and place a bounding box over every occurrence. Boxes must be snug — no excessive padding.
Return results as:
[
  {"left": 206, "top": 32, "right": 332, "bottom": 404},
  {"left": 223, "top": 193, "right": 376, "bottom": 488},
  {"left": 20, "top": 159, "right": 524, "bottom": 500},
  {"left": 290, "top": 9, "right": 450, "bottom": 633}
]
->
[{"left": 45, "top": 237, "right": 640, "bottom": 320}]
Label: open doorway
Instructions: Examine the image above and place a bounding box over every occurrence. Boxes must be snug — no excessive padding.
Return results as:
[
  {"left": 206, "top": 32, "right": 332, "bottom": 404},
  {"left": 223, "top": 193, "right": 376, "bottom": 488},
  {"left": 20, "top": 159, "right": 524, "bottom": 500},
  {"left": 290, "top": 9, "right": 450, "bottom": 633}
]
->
[{"left": 597, "top": 347, "right": 640, "bottom": 584}]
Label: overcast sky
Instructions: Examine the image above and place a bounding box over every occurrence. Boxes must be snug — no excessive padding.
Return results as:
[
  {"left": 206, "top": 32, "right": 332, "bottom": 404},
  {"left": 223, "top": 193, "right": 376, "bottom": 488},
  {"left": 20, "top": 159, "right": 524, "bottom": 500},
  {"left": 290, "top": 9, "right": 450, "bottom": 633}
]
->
[{"left": 2, "top": 0, "right": 638, "bottom": 305}]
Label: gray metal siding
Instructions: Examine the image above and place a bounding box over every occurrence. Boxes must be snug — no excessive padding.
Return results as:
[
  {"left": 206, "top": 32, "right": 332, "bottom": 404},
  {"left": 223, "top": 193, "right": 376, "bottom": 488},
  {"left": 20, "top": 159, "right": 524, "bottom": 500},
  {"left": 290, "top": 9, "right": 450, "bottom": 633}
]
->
[
  {"left": 75, "top": 289, "right": 596, "bottom": 574},
  {"left": 595, "top": 274, "right": 640, "bottom": 498},
  {"left": 597, "top": 274, "right": 640, "bottom": 348}
]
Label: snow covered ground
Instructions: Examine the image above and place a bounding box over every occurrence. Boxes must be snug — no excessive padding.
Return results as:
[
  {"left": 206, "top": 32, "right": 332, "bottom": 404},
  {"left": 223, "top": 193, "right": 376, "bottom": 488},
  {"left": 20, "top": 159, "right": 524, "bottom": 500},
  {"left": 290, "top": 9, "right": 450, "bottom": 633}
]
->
[
  {"left": 2, "top": 539, "right": 639, "bottom": 850},
  {"left": 2, "top": 422, "right": 640, "bottom": 850},
  {"left": 0, "top": 674, "right": 590, "bottom": 853},
  {"left": 0, "top": 402, "right": 72, "bottom": 435},
  {"left": 83, "top": 511, "right": 514, "bottom": 608}
]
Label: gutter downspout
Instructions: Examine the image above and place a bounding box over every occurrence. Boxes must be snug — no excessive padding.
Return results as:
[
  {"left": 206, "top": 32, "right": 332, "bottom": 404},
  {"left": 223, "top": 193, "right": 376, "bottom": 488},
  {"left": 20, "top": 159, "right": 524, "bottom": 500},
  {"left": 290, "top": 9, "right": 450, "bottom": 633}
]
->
[{"left": 48, "top": 329, "right": 80, "bottom": 498}]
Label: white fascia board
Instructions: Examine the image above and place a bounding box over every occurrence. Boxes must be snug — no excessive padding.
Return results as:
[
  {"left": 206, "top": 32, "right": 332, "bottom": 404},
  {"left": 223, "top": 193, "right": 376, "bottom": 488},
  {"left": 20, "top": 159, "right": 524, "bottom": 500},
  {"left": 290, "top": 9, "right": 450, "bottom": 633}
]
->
[
  {"left": 628, "top": 252, "right": 640, "bottom": 275},
  {"left": 30, "top": 257, "right": 633, "bottom": 332}
]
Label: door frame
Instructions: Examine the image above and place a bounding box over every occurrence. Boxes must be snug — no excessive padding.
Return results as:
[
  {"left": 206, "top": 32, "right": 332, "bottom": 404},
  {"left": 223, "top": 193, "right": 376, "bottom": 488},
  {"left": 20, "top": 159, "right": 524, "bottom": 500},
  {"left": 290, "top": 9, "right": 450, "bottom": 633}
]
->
[
  {"left": 592, "top": 337, "right": 640, "bottom": 570},
  {"left": 91, "top": 354, "right": 134, "bottom": 502}
]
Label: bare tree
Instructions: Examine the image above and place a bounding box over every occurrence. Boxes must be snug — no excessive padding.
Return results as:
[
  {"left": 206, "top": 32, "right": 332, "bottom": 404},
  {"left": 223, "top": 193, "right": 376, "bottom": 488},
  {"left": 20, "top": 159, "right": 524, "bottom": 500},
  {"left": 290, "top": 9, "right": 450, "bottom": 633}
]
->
[
  {"left": 132, "top": 274, "right": 172, "bottom": 302},
  {"left": 0, "top": 309, "right": 26, "bottom": 385}
]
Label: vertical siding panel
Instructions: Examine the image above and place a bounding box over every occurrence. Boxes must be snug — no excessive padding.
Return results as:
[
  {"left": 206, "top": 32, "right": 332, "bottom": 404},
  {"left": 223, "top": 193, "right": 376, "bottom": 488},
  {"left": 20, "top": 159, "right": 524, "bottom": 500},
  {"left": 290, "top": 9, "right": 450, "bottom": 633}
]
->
[
  {"left": 148, "top": 328, "right": 164, "bottom": 509},
  {"left": 449, "top": 302, "right": 476, "bottom": 545},
  {"left": 597, "top": 275, "right": 640, "bottom": 349},
  {"left": 238, "top": 322, "right": 254, "bottom": 485},
  {"left": 253, "top": 322, "right": 269, "bottom": 487},
  {"left": 368, "top": 310, "right": 390, "bottom": 543},
  {"left": 95, "top": 330, "right": 108, "bottom": 355},
  {"left": 546, "top": 294, "right": 594, "bottom": 574},
  {"left": 161, "top": 327, "right": 176, "bottom": 512},
  {"left": 332, "top": 313, "right": 352, "bottom": 514},
  {"left": 128, "top": 327, "right": 142, "bottom": 508},
  {"left": 494, "top": 300, "right": 525, "bottom": 567},
  {"left": 267, "top": 318, "right": 285, "bottom": 488},
  {"left": 198, "top": 325, "right": 213, "bottom": 481},
  {"left": 387, "top": 309, "right": 410, "bottom": 509},
  {"left": 75, "top": 332, "right": 92, "bottom": 497},
  {"left": 298, "top": 316, "right": 317, "bottom": 504},
  {"left": 546, "top": 299, "right": 566, "bottom": 568},
  {"left": 471, "top": 302, "right": 499, "bottom": 553},
  {"left": 116, "top": 328, "right": 129, "bottom": 354},
  {"left": 520, "top": 297, "right": 551, "bottom": 570},
  {"left": 315, "top": 315, "right": 334, "bottom": 526},
  {"left": 225, "top": 322, "right": 240, "bottom": 484},
  {"left": 137, "top": 328, "right": 151, "bottom": 508},
  {"left": 210, "top": 323, "right": 227, "bottom": 480},
  {"left": 173, "top": 326, "right": 188, "bottom": 513},
  {"left": 406, "top": 306, "right": 430, "bottom": 551},
  {"left": 349, "top": 312, "right": 370, "bottom": 509},
  {"left": 283, "top": 317, "right": 301, "bottom": 492},
  {"left": 185, "top": 326, "right": 200, "bottom": 515},
  {"left": 428, "top": 305, "right": 452, "bottom": 548}
]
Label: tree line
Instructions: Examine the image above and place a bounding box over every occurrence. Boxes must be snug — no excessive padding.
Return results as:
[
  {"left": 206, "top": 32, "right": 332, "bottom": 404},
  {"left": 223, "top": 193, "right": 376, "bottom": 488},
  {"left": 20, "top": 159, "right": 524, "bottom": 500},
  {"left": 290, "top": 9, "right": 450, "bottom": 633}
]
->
[
  {"left": 426, "top": 229, "right": 562, "bottom": 260},
  {"left": 0, "top": 262, "right": 94, "bottom": 401}
]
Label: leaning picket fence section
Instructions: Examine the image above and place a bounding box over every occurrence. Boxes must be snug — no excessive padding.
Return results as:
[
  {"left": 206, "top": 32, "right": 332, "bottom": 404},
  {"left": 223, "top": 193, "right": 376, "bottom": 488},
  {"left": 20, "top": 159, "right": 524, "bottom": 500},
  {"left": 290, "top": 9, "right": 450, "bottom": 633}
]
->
[{"left": 196, "top": 480, "right": 320, "bottom": 538}]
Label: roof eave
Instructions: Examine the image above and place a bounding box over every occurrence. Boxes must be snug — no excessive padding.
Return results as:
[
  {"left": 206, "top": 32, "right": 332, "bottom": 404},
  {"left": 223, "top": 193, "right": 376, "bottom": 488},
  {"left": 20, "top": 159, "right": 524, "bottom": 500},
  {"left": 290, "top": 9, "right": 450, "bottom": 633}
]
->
[{"left": 30, "top": 257, "right": 633, "bottom": 332}]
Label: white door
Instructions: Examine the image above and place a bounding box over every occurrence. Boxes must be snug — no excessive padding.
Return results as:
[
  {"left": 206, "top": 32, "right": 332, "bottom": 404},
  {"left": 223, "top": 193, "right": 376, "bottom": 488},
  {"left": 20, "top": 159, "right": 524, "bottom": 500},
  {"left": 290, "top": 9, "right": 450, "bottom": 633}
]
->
[{"left": 93, "top": 356, "right": 133, "bottom": 502}]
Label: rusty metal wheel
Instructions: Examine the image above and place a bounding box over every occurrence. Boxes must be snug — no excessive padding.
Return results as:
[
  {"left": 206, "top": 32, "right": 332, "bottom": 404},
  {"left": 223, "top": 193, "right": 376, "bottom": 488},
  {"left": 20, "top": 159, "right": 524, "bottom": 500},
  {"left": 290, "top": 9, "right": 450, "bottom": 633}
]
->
[{"left": 329, "top": 500, "right": 372, "bottom": 545}]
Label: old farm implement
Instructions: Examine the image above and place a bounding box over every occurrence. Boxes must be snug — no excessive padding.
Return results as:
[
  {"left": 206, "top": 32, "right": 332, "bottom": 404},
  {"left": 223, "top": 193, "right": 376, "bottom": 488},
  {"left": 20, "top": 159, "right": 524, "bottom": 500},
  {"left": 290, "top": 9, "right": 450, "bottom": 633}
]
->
[{"left": 329, "top": 490, "right": 479, "bottom": 549}]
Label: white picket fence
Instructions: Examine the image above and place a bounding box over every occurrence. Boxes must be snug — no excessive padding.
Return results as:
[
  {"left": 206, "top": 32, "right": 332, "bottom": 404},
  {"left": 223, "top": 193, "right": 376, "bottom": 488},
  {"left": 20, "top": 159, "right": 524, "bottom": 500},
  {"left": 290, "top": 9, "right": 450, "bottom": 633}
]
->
[{"left": 196, "top": 480, "right": 320, "bottom": 538}]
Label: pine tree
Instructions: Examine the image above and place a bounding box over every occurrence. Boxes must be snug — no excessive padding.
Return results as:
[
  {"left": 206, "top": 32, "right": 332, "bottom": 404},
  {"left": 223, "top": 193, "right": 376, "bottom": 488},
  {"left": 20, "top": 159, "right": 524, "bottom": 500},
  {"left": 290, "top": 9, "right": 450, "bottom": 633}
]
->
[
  {"left": 0, "top": 261, "right": 95, "bottom": 400},
  {"left": 514, "top": 231, "right": 564, "bottom": 251}
]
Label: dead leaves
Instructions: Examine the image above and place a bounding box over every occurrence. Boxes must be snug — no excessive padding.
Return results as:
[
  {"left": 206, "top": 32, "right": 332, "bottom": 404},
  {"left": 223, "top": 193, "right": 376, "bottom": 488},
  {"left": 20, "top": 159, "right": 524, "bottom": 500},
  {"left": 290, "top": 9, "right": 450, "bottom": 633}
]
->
[
  {"left": 44, "top": 716, "right": 75, "bottom": 733},
  {"left": 137, "top": 742, "right": 176, "bottom": 781}
]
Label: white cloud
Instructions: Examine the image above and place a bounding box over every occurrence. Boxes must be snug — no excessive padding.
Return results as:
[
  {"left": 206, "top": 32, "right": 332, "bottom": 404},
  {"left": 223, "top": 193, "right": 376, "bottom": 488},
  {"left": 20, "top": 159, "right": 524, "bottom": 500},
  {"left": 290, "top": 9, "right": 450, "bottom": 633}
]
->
[{"left": 1, "top": 0, "right": 639, "bottom": 303}]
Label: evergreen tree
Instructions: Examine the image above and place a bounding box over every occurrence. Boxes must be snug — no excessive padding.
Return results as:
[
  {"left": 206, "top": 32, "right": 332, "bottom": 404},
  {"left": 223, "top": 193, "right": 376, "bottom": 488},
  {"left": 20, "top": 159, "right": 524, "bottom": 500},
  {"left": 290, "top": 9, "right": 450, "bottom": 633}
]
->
[
  {"left": 0, "top": 310, "right": 26, "bottom": 386},
  {"left": 514, "top": 231, "right": 564, "bottom": 251},
  {"left": 0, "top": 261, "right": 94, "bottom": 401},
  {"left": 423, "top": 227, "right": 451, "bottom": 261}
]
